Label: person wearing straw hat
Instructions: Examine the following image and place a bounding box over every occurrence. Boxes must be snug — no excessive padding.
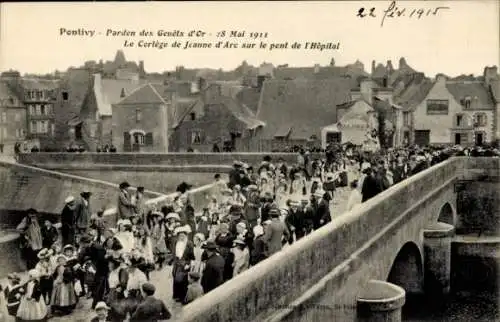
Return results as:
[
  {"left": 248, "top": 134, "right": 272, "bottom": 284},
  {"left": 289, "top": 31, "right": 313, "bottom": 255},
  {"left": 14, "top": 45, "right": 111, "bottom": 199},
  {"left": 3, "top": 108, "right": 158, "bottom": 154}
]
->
[
  {"left": 34, "top": 248, "right": 53, "bottom": 305},
  {"left": 200, "top": 241, "right": 225, "bottom": 294},
  {"left": 171, "top": 225, "right": 194, "bottom": 302},
  {"left": 16, "top": 269, "right": 48, "bottom": 322},
  {"left": 149, "top": 211, "right": 168, "bottom": 270},
  {"left": 124, "top": 257, "right": 148, "bottom": 315},
  {"left": 4, "top": 273, "right": 24, "bottom": 318},
  {"left": 231, "top": 238, "right": 249, "bottom": 277},
  {"left": 61, "top": 196, "right": 77, "bottom": 246},
  {"left": 90, "top": 301, "right": 110, "bottom": 322}
]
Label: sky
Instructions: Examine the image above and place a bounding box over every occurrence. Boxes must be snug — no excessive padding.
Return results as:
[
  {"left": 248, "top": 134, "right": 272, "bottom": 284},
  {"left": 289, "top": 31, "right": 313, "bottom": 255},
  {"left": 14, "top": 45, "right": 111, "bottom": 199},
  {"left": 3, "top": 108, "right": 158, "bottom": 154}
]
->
[{"left": 0, "top": 1, "right": 498, "bottom": 77}]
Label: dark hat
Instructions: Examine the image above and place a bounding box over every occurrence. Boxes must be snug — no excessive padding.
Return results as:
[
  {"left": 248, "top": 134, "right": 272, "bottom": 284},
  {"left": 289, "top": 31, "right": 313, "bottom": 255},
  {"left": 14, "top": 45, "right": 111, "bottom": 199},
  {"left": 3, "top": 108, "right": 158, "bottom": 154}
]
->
[
  {"left": 188, "top": 272, "right": 201, "bottom": 281},
  {"left": 269, "top": 208, "right": 280, "bottom": 217},
  {"left": 119, "top": 181, "right": 130, "bottom": 189},
  {"left": 202, "top": 240, "right": 218, "bottom": 250},
  {"left": 142, "top": 282, "right": 156, "bottom": 295},
  {"left": 81, "top": 191, "right": 92, "bottom": 198},
  {"left": 137, "top": 186, "right": 145, "bottom": 192},
  {"left": 129, "top": 256, "right": 142, "bottom": 267},
  {"left": 26, "top": 208, "right": 38, "bottom": 215}
]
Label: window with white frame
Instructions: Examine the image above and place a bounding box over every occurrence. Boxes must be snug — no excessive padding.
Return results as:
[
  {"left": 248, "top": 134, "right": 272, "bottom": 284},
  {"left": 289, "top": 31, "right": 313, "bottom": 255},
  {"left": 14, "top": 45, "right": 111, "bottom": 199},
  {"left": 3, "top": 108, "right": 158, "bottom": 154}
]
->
[
  {"left": 133, "top": 132, "right": 145, "bottom": 145},
  {"left": 136, "top": 109, "right": 142, "bottom": 122},
  {"left": 29, "top": 105, "right": 35, "bottom": 115}
]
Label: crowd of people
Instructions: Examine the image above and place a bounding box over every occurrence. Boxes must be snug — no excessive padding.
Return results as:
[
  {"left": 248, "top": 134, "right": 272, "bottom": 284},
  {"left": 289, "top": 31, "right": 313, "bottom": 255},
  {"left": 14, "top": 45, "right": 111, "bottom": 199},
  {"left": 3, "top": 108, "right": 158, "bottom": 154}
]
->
[{"left": 3, "top": 143, "right": 499, "bottom": 321}]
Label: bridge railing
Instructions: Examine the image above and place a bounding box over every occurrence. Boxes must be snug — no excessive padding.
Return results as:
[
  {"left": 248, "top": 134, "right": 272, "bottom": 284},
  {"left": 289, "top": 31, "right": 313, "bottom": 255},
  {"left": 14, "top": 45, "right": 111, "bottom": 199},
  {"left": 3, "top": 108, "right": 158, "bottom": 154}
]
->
[
  {"left": 16, "top": 152, "right": 315, "bottom": 167},
  {"left": 0, "top": 161, "right": 218, "bottom": 227},
  {"left": 181, "top": 157, "right": 465, "bottom": 322}
]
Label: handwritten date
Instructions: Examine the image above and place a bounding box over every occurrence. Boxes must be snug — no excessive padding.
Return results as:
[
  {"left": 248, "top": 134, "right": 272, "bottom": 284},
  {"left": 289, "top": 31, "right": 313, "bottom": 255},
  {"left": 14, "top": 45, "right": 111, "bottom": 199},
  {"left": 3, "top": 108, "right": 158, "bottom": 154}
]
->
[{"left": 357, "top": 1, "right": 450, "bottom": 27}]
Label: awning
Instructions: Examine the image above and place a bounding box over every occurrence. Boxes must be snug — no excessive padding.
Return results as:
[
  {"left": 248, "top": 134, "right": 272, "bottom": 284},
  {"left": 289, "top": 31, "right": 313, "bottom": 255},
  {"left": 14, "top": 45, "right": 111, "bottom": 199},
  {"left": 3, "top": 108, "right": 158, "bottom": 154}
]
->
[{"left": 67, "top": 117, "right": 83, "bottom": 127}]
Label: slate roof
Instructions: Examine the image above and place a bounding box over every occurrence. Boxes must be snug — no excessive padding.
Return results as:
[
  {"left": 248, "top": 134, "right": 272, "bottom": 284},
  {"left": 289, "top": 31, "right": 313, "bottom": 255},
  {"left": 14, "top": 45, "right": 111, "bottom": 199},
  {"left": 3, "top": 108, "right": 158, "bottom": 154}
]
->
[
  {"left": 61, "top": 69, "right": 92, "bottom": 122},
  {"left": 393, "top": 78, "right": 434, "bottom": 111},
  {"left": 445, "top": 81, "right": 495, "bottom": 109},
  {"left": 116, "top": 83, "right": 166, "bottom": 105},
  {"left": 256, "top": 78, "right": 351, "bottom": 140},
  {"left": 235, "top": 87, "right": 261, "bottom": 113},
  {"left": 96, "top": 78, "right": 147, "bottom": 115},
  {"left": 21, "top": 78, "right": 60, "bottom": 90}
]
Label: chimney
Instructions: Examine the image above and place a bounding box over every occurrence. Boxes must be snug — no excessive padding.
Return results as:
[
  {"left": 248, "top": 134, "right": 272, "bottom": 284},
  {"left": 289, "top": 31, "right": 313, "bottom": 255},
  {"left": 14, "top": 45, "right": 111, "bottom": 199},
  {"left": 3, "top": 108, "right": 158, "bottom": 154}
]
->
[
  {"left": 120, "top": 88, "right": 126, "bottom": 98},
  {"left": 360, "top": 79, "right": 374, "bottom": 105},
  {"left": 386, "top": 60, "right": 394, "bottom": 73},
  {"left": 399, "top": 57, "right": 408, "bottom": 69},
  {"left": 483, "top": 66, "right": 498, "bottom": 86},
  {"left": 371, "top": 60, "right": 376, "bottom": 75},
  {"left": 435, "top": 73, "right": 447, "bottom": 84},
  {"left": 138, "top": 60, "right": 145, "bottom": 78}
]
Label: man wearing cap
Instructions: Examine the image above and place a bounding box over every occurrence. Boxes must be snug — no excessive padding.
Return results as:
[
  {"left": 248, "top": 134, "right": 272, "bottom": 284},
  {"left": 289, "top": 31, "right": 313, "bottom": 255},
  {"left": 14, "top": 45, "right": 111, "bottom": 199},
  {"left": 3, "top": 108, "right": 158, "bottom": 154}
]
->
[
  {"left": 130, "top": 283, "right": 171, "bottom": 321},
  {"left": 263, "top": 208, "right": 290, "bottom": 256},
  {"left": 75, "top": 191, "right": 92, "bottom": 241},
  {"left": 200, "top": 241, "right": 225, "bottom": 294},
  {"left": 61, "top": 196, "right": 77, "bottom": 246},
  {"left": 118, "top": 182, "right": 135, "bottom": 219},
  {"left": 183, "top": 272, "right": 204, "bottom": 305}
]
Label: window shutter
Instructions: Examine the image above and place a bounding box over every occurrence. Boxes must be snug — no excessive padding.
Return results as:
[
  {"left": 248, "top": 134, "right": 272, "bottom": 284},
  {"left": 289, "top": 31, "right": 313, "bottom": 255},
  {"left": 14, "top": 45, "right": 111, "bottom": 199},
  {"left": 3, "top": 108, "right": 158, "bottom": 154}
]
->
[
  {"left": 145, "top": 132, "right": 153, "bottom": 146},
  {"left": 123, "top": 132, "right": 131, "bottom": 151}
]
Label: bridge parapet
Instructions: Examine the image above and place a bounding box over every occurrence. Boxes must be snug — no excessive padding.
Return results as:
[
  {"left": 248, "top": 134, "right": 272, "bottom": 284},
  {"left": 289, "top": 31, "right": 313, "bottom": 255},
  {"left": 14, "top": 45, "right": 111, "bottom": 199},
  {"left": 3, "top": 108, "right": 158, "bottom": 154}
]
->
[{"left": 182, "top": 157, "right": 465, "bottom": 322}]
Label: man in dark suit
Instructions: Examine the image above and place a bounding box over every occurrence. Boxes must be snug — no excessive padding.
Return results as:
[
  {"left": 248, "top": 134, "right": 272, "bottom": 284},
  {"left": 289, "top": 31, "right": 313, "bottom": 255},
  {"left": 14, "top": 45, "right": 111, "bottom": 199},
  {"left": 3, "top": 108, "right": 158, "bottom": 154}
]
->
[
  {"left": 201, "top": 241, "right": 225, "bottom": 294},
  {"left": 130, "top": 283, "right": 171, "bottom": 322},
  {"left": 75, "top": 191, "right": 92, "bottom": 241},
  {"left": 61, "top": 196, "right": 77, "bottom": 246},
  {"left": 78, "top": 234, "right": 109, "bottom": 308},
  {"left": 263, "top": 208, "right": 290, "bottom": 255},
  {"left": 117, "top": 181, "right": 135, "bottom": 219}
]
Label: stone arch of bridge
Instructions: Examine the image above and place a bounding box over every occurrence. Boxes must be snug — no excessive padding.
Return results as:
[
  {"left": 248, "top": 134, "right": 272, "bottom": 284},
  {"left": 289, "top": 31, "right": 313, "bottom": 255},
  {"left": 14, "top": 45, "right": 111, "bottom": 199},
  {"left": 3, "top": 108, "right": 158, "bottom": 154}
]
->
[
  {"left": 437, "top": 202, "right": 456, "bottom": 226},
  {"left": 386, "top": 241, "right": 424, "bottom": 295}
]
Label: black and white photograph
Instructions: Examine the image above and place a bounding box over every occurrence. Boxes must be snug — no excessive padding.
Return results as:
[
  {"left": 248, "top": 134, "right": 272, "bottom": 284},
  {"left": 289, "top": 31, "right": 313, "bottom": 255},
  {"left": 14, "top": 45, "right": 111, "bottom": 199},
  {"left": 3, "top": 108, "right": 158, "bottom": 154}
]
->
[{"left": 0, "top": 1, "right": 498, "bottom": 321}]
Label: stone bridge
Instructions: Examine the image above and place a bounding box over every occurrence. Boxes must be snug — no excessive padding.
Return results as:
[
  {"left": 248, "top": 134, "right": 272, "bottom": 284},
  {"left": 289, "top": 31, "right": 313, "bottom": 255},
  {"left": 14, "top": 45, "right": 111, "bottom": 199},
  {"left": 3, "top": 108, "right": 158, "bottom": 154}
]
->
[{"left": 180, "top": 157, "right": 499, "bottom": 322}]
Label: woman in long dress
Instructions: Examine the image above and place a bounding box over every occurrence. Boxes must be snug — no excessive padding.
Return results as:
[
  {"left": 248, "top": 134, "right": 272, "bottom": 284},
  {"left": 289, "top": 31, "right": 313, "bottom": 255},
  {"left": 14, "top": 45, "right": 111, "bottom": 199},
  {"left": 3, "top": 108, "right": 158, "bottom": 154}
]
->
[
  {"left": 50, "top": 258, "right": 77, "bottom": 316},
  {"left": 148, "top": 212, "right": 168, "bottom": 270},
  {"left": 105, "top": 256, "right": 129, "bottom": 322},
  {"left": 16, "top": 269, "right": 48, "bottom": 322},
  {"left": 190, "top": 233, "right": 205, "bottom": 277},
  {"left": 114, "top": 220, "right": 135, "bottom": 254}
]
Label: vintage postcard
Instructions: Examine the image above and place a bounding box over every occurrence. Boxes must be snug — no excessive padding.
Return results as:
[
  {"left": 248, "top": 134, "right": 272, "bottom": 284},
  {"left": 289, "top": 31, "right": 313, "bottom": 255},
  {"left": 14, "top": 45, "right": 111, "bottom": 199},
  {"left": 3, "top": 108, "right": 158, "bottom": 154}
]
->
[{"left": 0, "top": 1, "right": 498, "bottom": 322}]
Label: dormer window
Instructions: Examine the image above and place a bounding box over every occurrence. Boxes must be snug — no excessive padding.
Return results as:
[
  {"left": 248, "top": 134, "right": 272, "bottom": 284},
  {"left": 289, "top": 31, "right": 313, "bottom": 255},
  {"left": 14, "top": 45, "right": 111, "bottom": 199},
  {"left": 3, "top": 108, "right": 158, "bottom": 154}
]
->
[
  {"left": 464, "top": 96, "right": 471, "bottom": 109},
  {"left": 62, "top": 92, "right": 69, "bottom": 101}
]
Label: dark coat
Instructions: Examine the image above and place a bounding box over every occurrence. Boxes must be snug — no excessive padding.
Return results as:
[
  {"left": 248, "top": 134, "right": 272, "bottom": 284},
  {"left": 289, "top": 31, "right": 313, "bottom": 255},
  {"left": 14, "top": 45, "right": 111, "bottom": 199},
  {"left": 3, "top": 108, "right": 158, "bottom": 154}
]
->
[
  {"left": 201, "top": 252, "right": 225, "bottom": 294},
  {"left": 361, "top": 175, "right": 383, "bottom": 202},
  {"left": 129, "top": 296, "right": 171, "bottom": 322},
  {"left": 117, "top": 190, "right": 135, "bottom": 219},
  {"left": 41, "top": 225, "right": 58, "bottom": 248},
  {"left": 78, "top": 243, "right": 109, "bottom": 277},
  {"left": 250, "top": 236, "right": 267, "bottom": 265},
  {"left": 75, "top": 198, "right": 91, "bottom": 230}
]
